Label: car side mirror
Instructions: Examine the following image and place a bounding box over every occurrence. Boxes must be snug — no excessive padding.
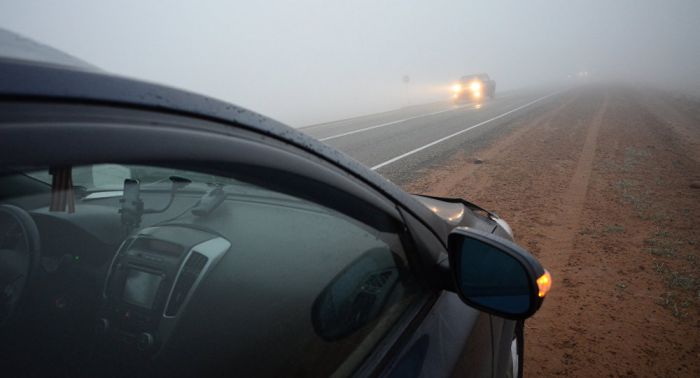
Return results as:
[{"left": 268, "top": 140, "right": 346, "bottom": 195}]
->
[{"left": 448, "top": 227, "right": 551, "bottom": 320}]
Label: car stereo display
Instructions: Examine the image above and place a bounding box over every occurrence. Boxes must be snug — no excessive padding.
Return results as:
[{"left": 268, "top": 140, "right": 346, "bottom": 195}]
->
[{"left": 123, "top": 269, "right": 163, "bottom": 309}]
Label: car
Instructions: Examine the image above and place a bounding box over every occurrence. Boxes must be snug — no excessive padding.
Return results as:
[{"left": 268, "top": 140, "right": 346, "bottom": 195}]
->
[
  {"left": 451, "top": 73, "right": 497, "bottom": 103},
  {"left": 0, "top": 45, "right": 549, "bottom": 377}
]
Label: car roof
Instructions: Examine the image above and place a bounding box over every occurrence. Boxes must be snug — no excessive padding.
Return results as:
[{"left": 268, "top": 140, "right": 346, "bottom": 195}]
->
[
  {"left": 461, "top": 73, "right": 489, "bottom": 81},
  {"left": 0, "top": 28, "right": 101, "bottom": 73},
  {"left": 0, "top": 35, "right": 450, "bottom": 245}
]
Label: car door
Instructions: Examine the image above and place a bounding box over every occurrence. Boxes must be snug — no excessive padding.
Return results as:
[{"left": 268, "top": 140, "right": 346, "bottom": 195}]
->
[{"left": 0, "top": 98, "right": 504, "bottom": 377}]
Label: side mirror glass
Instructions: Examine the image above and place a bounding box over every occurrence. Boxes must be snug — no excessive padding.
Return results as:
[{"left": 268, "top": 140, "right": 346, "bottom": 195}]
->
[{"left": 448, "top": 228, "right": 551, "bottom": 319}]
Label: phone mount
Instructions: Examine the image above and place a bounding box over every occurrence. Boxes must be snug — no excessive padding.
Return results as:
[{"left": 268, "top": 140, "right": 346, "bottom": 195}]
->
[
  {"left": 119, "top": 176, "right": 192, "bottom": 233},
  {"left": 119, "top": 179, "right": 144, "bottom": 231}
]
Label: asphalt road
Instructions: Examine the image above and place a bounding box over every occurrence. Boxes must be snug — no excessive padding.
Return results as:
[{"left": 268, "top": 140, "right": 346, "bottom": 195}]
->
[{"left": 301, "top": 87, "right": 567, "bottom": 184}]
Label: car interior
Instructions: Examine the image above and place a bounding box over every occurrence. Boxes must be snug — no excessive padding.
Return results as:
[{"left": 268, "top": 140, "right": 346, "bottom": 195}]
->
[{"left": 0, "top": 164, "right": 422, "bottom": 377}]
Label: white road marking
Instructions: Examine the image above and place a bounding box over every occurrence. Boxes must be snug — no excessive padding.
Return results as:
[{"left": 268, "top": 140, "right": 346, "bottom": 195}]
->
[
  {"left": 318, "top": 93, "right": 518, "bottom": 141},
  {"left": 319, "top": 106, "right": 467, "bottom": 141},
  {"left": 370, "top": 91, "right": 562, "bottom": 171}
]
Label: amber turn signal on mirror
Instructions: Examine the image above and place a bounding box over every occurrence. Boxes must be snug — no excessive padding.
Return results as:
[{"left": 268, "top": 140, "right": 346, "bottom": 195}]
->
[
  {"left": 448, "top": 227, "right": 549, "bottom": 320},
  {"left": 537, "top": 269, "right": 552, "bottom": 298}
]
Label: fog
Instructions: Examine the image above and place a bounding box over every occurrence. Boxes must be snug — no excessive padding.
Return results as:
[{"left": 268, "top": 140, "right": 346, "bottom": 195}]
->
[{"left": 1, "top": 0, "right": 699, "bottom": 126}]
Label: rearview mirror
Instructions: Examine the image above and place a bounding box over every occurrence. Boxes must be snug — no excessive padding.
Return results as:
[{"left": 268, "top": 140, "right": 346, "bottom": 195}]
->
[{"left": 448, "top": 227, "right": 551, "bottom": 319}]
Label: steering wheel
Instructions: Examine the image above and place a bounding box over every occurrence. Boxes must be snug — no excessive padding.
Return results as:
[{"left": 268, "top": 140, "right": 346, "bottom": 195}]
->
[{"left": 0, "top": 204, "right": 40, "bottom": 326}]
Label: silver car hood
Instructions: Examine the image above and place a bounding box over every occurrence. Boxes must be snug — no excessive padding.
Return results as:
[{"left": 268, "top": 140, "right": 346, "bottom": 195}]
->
[{"left": 412, "top": 194, "right": 514, "bottom": 239}]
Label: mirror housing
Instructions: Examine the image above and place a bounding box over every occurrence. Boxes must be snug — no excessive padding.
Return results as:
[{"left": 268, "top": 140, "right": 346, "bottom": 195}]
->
[{"left": 448, "top": 227, "right": 550, "bottom": 320}]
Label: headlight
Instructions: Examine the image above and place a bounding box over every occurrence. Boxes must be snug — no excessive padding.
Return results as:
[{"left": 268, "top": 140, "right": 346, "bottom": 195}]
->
[
  {"left": 469, "top": 81, "right": 482, "bottom": 91},
  {"left": 451, "top": 83, "right": 463, "bottom": 93}
]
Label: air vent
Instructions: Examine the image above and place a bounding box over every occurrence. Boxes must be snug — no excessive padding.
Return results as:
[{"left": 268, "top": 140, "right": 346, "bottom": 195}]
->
[
  {"left": 362, "top": 269, "right": 397, "bottom": 294},
  {"left": 165, "top": 252, "right": 208, "bottom": 316}
]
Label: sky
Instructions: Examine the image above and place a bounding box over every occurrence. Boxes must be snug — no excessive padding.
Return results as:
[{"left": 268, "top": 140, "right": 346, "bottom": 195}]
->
[{"left": 1, "top": 0, "right": 699, "bottom": 126}]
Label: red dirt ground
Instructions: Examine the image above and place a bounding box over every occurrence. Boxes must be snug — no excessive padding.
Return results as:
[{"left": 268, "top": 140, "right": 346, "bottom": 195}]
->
[{"left": 403, "top": 86, "right": 700, "bottom": 377}]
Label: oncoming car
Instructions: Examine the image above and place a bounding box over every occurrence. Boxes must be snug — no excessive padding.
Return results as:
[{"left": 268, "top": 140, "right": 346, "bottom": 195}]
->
[
  {"left": 451, "top": 73, "right": 496, "bottom": 103},
  {"left": 0, "top": 47, "right": 549, "bottom": 377}
]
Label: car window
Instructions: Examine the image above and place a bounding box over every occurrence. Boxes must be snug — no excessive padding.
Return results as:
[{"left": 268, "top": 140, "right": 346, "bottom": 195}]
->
[{"left": 0, "top": 164, "right": 423, "bottom": 377}]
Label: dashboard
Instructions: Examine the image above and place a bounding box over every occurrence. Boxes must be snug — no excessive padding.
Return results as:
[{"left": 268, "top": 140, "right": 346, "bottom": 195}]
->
[
  {"left": 99, "top": 225, "right": 230, "bottom": 354},
  {"left": 19, "top": 187, "right": 354, "bottom": 376}
]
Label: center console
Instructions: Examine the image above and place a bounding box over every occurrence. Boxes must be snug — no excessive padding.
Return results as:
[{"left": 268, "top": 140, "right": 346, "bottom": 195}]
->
[{"left": 98, "top": 226, "right": 230, "bottom": 353}]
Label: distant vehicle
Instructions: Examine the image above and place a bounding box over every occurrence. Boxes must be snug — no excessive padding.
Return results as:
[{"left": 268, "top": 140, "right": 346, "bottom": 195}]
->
[{"left": 451, "top": 73, "right": 496, "bottom": 103}]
